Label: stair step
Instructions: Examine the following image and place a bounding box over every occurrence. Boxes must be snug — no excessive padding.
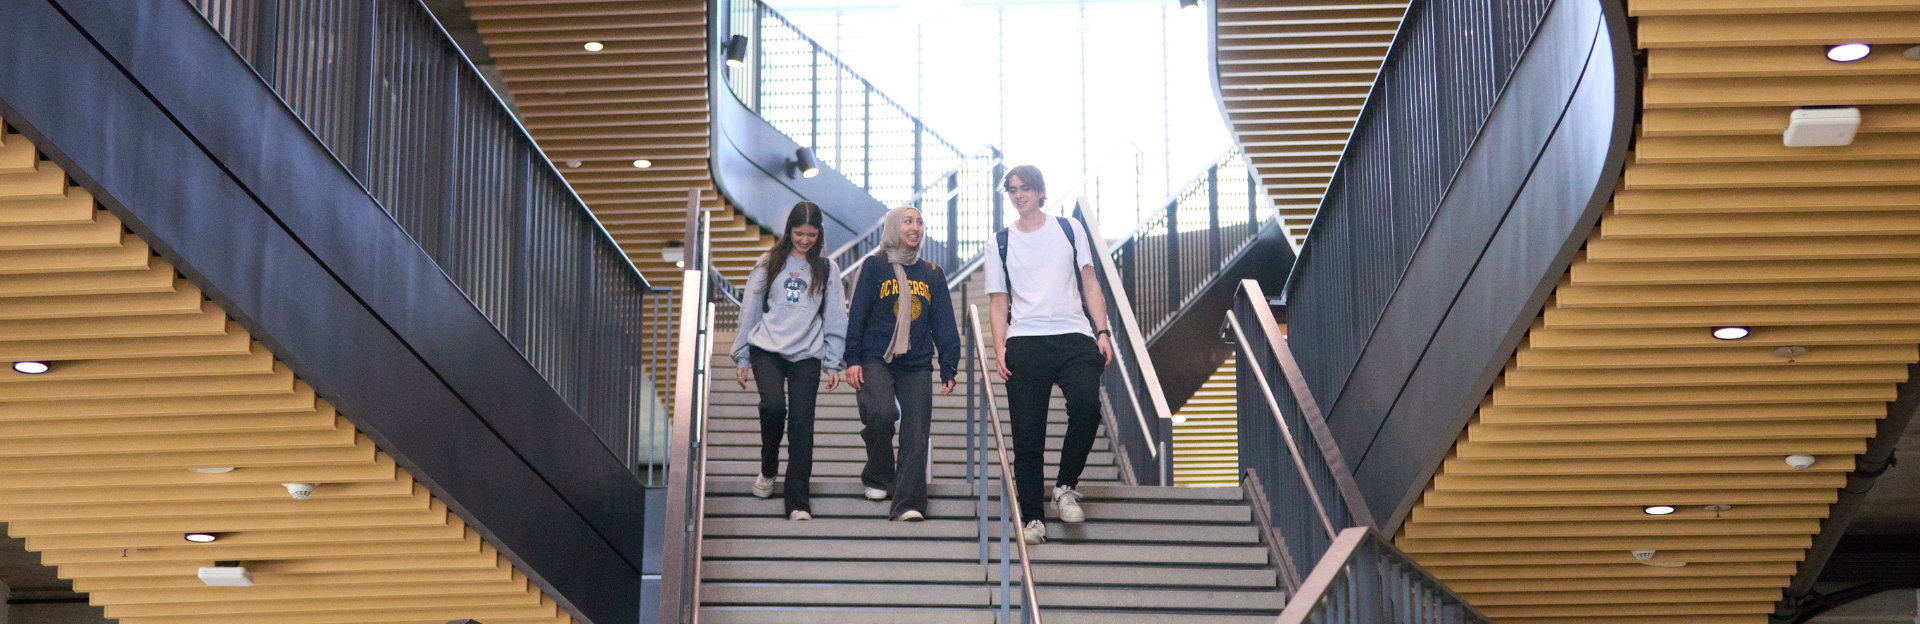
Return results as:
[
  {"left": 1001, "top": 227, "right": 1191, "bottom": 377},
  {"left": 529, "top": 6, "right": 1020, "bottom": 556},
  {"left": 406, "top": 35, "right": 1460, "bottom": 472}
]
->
[
  {"left": 702, "top": 583, "right": 987, "bottom": 607},
  {"left": 703, "top": 460, "right": 1124, "bottom": 483},
  {"left": 1004, "top": 587, "right": 1287, "bottom": 611},
  {"left": 705, "top": 445, "right": 1115, "bottom": 467},
  {"left": 1002, "top": 563, "right": 1277, "bottom": 589},
  {"left": 703, "top": 561, "right": 985, "bottom": 584},
  {"left": 704, "top": 539, "right": 981, "bottom": 561},
  {"left": 699, "top": 607, "right": 992, "bottom": 624},
  {"left": 1029, "top": 612, "right": 1279, "bottom": 624},
  {"left": 705, "top": 431, "right": 1111, "bottom": 453}
]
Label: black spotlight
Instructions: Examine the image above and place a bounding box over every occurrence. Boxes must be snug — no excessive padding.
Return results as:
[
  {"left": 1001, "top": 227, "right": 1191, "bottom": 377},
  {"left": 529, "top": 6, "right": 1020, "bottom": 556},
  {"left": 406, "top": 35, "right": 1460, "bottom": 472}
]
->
[
  {"left": 725, "top": 35, "right": 749, "bottom": 69},
  {"left": 787, "top": 148, "right": 820, "bottom": 179}
]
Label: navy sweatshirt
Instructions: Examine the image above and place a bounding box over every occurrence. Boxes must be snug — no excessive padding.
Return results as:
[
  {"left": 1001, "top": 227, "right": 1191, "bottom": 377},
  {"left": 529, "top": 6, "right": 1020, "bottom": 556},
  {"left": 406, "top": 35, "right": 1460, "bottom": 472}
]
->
[{"left": 844, "top": 256, "right": 962, "bottom": 382}]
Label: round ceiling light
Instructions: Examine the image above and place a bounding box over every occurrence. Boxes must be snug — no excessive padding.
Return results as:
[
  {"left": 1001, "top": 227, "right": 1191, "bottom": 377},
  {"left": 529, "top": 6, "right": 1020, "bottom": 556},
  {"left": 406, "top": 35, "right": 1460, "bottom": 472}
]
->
[
  {"left": 191, "top": 467, "right": 236, "bottom": 474},
  {"left": 1827, "top": 43, "right": 1871, "bottom": 62},
  {"left": 1711, "top": 326, "right": 1750, "bottom": 340},
  {"left": 11, "top": 361, "right": 49, "bottom": 375},
  {"left": 583, "top": 41, "right": 605, "bottom": 52},
  {"left": 632, "top": 159, "right": 653, "bottom": 168},
  {"left": 184, "top": 532, "right": 218, "bottom": 543},
  {"left": 1644, "top": 505, "right": 1677, "bottom": 516}
]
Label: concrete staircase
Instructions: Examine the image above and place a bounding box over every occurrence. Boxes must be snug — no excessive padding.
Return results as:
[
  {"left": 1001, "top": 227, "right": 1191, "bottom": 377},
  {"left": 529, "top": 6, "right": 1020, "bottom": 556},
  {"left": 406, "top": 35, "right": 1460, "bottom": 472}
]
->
[{"left": 696, "top": 279, "right": 1288, "bottom": 623}]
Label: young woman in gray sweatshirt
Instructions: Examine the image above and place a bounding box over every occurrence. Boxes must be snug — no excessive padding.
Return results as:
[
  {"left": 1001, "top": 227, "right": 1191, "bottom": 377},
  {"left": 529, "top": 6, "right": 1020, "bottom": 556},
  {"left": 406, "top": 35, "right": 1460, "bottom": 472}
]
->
[{"left": 731, "top": 202, "right": 848, "bottom": 520}]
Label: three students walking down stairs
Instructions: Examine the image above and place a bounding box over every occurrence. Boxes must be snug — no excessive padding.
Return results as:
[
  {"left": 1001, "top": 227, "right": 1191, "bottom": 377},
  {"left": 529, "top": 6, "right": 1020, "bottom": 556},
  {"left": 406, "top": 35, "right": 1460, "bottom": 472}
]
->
[{"left": 706, "top": 167, "right": 1291, "bottom": 621}]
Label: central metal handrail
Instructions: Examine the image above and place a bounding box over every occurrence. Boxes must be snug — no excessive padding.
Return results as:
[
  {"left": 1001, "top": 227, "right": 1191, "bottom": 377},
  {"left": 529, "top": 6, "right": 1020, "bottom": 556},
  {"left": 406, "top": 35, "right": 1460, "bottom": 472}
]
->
[{"left": 966, "top": 304, "right": 1043, "bottom": 624}]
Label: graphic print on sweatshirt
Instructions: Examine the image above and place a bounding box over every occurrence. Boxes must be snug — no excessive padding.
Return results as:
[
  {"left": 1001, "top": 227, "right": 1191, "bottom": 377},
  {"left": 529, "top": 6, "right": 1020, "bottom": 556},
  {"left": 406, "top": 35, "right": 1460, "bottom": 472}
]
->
[
  {"left": 783, "top": 271, "right": 806, "bottom": 303},
  {"left": 876, "top": 277, "right": 929, "bottom": 320}
]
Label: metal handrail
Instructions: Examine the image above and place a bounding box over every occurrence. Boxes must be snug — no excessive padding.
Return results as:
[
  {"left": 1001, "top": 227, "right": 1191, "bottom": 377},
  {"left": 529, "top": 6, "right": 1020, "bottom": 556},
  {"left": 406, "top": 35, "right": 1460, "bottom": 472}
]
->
[
  {"left": 830, "top": 145, "right": 1004, "bottom": 282},
  {"left": 1276, "top": 527, "right": 1492, "bottom": 624},
  {"left": 966, "top": 304, "right": 1044, "bottom": 624},
  {"left": 658, "top": 191, "right": 719, "bottom": 624},
  {"left": 1064, "top": 197, "right": 1177, "bottom": 485},
  {"left": 1224, "top": 309, "right": 1337, "bottom": 541},
  {"left": 1236, "top": 279, "right": 1373, "bottom": 528}
]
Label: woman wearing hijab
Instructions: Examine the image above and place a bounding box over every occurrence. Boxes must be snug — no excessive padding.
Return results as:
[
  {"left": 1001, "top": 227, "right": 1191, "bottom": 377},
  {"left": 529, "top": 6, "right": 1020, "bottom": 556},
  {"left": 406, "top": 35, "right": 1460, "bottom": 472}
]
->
[
  {"left": 843, "top": 205, "right": 961, "bottom": 521},
  {"left": 732, "top": 202, "right": 847, "bottom": 521}
]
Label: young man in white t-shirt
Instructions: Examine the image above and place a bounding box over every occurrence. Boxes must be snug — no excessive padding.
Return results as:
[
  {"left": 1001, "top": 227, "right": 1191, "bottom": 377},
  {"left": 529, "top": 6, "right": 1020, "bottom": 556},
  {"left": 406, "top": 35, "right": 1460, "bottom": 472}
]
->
[{"left": 985, "top": 164, "right": 1113, "bottom": 546}]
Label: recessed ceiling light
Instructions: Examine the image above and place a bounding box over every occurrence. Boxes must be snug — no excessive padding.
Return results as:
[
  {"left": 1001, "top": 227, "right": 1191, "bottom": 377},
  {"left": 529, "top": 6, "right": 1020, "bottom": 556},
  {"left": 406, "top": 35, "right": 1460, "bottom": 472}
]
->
[
  {"left": 11, "top": 361, "right": 48, "bottom": 374},
  {"left": 191, "top": 467, "right": 236, "bottom": 474},
  {"left": 1827, "top": 43, "right": 1871, "bottom": 62},
  {"left": 1172, "top": 416, "right": 1188, "bottom": 423},
  {"left": 633, "top": 159, "right": 652, "bottom": 168},
  {"left": 583, "top": 41, "right": 604, "bottom": 52},
  {"left": 184, "top": 532, "right": 218, "bottom": 543},
  {"left": 1711, "top": 326, "right": 1750, "bottom": 340},
  {"left": 565, "top": 160, "right": 582, "bottom": 168},
  {"left": 1644, "top": 505, "right": 1677, "bottom": 515}
]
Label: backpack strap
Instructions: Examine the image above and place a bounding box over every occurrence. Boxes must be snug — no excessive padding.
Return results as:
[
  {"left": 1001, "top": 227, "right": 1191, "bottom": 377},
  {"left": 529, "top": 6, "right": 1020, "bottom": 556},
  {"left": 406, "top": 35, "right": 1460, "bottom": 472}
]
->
[
  {"left": 996, "top": 228, "right": 1014, "bottom": 318},
  {"left": 1056, "top": 217, "right": 1096, "bottom": 327}
]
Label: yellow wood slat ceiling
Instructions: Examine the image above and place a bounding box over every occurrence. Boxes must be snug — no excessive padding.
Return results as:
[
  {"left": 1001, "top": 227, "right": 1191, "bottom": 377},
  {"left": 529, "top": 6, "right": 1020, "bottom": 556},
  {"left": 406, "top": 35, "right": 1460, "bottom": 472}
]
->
[
  {"left": 1214, "top": 0, "right": 1409, "bottom": 247},
  {"left": 1174, "top": 354, "right": 1241, "bottom": 487},
  {"left": 1396, "top": 2, "right": 1920, "bottom": 622},
  {"left": 0, "top": 125, "right": 577, "bottom": 624},
  {"left": 465, "top": 0, "right": 775, "bottom": 287}
]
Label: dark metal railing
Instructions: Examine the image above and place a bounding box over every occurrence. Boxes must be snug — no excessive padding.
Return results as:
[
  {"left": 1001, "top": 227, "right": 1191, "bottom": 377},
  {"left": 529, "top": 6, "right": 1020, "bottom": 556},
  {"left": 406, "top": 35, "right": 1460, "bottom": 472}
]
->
[
  {"left": 963, "top": 304, "right": 1045, "bottom": 624},
  {"left": 1227, "top": 279, "right": 1374, "bottom": 576},
  {"left": 657, "top": 193, "right": 721, "bottom": 624},
  {"left": 829, "top": 146, "right": 1005, "bottom": 278},
  {"left": 1060, "top": 198, "right": 1176, "bottom": 486},
  {"left": 1110, "top": 148, "right": 1265, "bottom": 341},
  {"left": 723, "top": 0, "right": 973, "bottom": 208},
  {"left": 185, "top": 0, "right": 670, "bottom": 478},
  {"left": 1277, "top": 527, "right": 1493, "bottom": 624},
  {"left": 1282, "top": 0, "right": 1555, "bottom": 409}
]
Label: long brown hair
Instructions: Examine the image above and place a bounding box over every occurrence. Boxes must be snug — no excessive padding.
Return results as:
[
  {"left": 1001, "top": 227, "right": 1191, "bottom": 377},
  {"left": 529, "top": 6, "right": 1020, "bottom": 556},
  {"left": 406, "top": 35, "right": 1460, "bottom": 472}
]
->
[{"left": 757, "top": 201, "right": 829, "bottom": 300}]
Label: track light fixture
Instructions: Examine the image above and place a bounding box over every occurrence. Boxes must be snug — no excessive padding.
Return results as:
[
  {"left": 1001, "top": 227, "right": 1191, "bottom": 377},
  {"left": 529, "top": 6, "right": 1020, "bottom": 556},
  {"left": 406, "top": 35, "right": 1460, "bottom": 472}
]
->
[
  {"left": 11, "top": 361, "right": 48, "bottom": 375},
  {"left": 725, "top": 35, "right": 749, "bottom": 69},
  {"left": 1711, "top": 326, "right": 1750, "bottom": 340},
  {"left": 1826, "top": 43, "right": 1871, "bottom": 62},
  {"left": 1179, "top": 0, "right": 1201, "bottom": 11},
  {"left": 787, "top": 148, "right": 820, "bottom": 179}
]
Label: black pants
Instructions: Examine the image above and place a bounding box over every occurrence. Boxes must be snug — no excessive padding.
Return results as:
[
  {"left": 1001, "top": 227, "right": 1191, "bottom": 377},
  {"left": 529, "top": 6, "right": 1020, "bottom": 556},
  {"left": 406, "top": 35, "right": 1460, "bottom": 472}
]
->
[
  {"left": 1004, "top": 333, "right": 1105, "bottom": 523},
  {"left": 749, "top": 346, "right": 821, "bottom": 514},
  {"left": 856, "top": 363, "right": 933, "bottom": 518}
]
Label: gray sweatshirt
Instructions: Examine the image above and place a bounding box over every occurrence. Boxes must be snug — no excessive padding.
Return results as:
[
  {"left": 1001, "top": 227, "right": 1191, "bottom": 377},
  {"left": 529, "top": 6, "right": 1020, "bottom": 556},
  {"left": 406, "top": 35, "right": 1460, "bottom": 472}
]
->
[{"left": 730, "top": 254, "right": 848, "bottom": 371}]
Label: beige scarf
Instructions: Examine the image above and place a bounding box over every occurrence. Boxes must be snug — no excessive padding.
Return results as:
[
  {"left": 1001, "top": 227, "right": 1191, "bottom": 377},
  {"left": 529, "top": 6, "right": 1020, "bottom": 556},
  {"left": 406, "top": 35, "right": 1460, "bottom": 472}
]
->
[{"left": 880, "top": 206, "right": 920, "bottom": 363}]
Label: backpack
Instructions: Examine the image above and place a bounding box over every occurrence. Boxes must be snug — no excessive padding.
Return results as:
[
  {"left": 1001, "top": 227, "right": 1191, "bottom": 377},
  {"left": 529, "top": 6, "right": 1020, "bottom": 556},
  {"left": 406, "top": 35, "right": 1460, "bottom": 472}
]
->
[{"left": 994, "top": 216, "right": 1094, "bottom": 325}]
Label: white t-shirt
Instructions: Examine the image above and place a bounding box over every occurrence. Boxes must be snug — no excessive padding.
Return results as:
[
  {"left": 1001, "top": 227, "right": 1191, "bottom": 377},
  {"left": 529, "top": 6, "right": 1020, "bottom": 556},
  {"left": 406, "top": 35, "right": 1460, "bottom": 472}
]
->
[{"left": 985, "top": 216, "right": 1096, "bottom": 338}]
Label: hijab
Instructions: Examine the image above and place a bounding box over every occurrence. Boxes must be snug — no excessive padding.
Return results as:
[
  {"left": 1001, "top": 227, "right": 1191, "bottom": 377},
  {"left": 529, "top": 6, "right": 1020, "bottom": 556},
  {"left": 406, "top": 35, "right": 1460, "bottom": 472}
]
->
[{"left": 880, "top": 206, "right": 920, "bottom": 362}]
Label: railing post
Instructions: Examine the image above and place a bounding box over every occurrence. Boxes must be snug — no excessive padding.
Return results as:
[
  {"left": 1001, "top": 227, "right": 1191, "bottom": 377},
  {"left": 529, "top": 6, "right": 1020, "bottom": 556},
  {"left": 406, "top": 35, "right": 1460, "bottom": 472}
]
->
[
  {"left": 991, "top": 149, "right": 1005, "bottom": 232},
  {"left": 946, "top": 172, "right": 960, "bottom": 268},
  {"left": 1164, "top": 200, "right": 1180, "bottom": 312},
  {"left": 1207, "top": 165, "right": 1221, "bottom": 268},
  {"left": 912, "top": 119, "right": 924, "bottom": 201}
]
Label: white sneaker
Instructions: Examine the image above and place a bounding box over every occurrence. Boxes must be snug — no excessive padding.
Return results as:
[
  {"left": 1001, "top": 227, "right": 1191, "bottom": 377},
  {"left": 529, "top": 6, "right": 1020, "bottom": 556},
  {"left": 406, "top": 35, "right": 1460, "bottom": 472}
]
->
[
  {"left": 895, "top": 510, "right": 925, "bottom": 522},
  {"left": 751, "top": 474, "right": 774, "bottom": 499},
  {"left": 1053, "top": 485, "right": 1085, "bottom": 523},
  {"left": 1022, "top": 520, "right": 1047, "bottom": 545},
  {"left": 864, "top": 487, "right": 888, "bottom": 501},
  {"left": 789, "top": 510, "right": 812, "bottom": 521}
]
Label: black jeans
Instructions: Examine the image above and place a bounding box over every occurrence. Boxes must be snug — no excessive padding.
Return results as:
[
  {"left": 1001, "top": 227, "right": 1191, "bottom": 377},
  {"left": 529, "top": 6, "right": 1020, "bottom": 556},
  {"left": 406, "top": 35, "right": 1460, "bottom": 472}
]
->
[
  {"left": 1004, "top": 333, "right": 1104, "bottom": 523},
  {"left": 749, "top": 346, "right": 821, "bottom": 514},
  {"left": 856, "top": 363, "right": 933, "bottom": 518}
]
